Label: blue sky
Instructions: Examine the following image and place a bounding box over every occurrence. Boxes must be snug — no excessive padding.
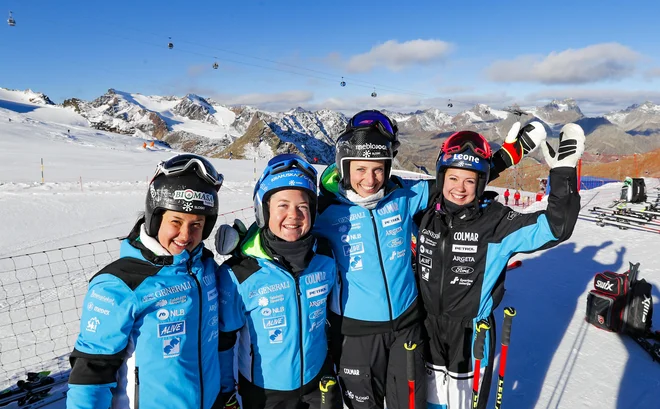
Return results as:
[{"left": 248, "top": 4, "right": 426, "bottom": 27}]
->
[{"left": 2, "top": 0, "right": 660, "bottom": 115}]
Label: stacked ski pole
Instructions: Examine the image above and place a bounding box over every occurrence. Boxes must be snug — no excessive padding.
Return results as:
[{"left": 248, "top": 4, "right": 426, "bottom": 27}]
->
[{"left": 495, "top": 307, "right": 516, "bottom": 409}]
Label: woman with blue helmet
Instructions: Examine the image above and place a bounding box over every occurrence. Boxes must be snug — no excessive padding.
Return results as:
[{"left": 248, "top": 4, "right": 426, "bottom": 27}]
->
[{"left": 217, "top": 154, "right": 342, "bottom": 409}]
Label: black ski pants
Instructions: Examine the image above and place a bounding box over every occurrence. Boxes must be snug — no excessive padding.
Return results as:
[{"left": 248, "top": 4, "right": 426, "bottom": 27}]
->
[
  {"left": 424, "top": 313, "right": 496, "bottom": 409},
  {"left": 336, "top": 323, "right": 427, "bottom": 409},
  {"left": 239, "top": 357, "right": 342, "bottom": 409}
]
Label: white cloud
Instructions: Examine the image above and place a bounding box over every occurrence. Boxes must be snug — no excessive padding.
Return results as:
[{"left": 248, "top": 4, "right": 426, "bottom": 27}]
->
[
  {"left": 644, "top": 67, "right": 660, "bottom": 79},
  {"left": 345, "top": 39, "right": 453, "bottom": 73},
  {"left": 487, "top": 43, "right": 640, "bottom": 84}
]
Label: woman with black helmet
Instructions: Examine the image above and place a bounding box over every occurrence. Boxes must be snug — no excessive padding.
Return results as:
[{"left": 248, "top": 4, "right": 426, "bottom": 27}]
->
[
  {"left": 417, "top": 124, "right": 585, "bottom": 409},
  {"left": 311, "top": 111, "right": 548, "bottom": 409},
  {"left": 67, "top": 154, "right": 229, "bottom": 409}
]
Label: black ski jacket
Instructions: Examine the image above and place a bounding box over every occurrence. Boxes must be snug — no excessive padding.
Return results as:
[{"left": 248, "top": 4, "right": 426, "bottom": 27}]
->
[{"left": 415, "top": 167, "right": 580, "bottom": 322}]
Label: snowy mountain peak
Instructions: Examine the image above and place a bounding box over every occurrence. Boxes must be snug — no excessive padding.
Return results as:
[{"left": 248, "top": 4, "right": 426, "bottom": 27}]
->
[
  {"left": 172, "top": 94, "right": 217, "bottom": 124},
  {"left": 0, "top": 87, "right": 55, "bottom": 105},
  {"left": 547, "top": 98, "right": 580, "bottom": 112}
]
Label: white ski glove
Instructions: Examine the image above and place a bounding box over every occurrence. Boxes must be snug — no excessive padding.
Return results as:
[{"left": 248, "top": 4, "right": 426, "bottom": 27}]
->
[
  {"left": 541, "top": 123, "right": 585, "bottom": 168},
  {"left": 214, "top": 219, "right": 247, "bottom": 256},
  {"left": 499, "top": 121, "right": 547, "bottom": 167}
]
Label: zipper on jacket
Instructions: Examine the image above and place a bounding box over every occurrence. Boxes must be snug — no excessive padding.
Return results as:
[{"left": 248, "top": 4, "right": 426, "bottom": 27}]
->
[
  {"left": 187, "top": 259, "right": 205, "bottom": 409},
  {"left": 250, "top": 344, "right": 255, "bottom": 381},
  {"left": 295, "top": 277, "right": 304, "bottom": 398},
  {"left": 369, "top": 210, "right": 394, "bottom": 326},
  {"left": 134, "top": 367, "right": 139, "bottom": 409},
  {"left": 437, "top": 222, "right": 448, "bottom": 316}
]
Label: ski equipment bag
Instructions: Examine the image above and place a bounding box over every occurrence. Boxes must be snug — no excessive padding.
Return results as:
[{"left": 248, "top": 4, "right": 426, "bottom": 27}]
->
[{"left": 585, "top": 262, "right": 653, "bottom": 335}]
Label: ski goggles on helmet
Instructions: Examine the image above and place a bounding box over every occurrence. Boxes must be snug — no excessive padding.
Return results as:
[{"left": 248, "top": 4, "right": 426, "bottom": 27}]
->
[
  {"left": 441, "top": 131, "right": 492, "bottom": 159},
  {"left": 153, "top": 154, "right": 224, "bottom": 189},
  {"left": 344, "top": 110, "right": 398, "bottom": 141},
  {"left": 262, "top": 153, "right": 318, "bottom": 181}
]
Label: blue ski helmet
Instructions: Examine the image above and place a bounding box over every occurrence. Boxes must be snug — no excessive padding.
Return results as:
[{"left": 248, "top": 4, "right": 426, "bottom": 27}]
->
[{"left": 254, "top": 154, "right": 318, "bottom": 228}]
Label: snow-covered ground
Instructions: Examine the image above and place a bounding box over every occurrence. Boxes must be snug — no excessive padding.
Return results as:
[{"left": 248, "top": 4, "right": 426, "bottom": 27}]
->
[{"left": 1, "top": 99, "right": 660, "bottom": 409}]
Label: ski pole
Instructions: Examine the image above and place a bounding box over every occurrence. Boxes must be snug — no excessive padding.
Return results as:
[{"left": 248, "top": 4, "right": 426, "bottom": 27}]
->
[
  {"left": 319, "top": 375, "right": 337, "bottom": 409},
  {"left": 404, "top": 341, "right": 418, "bottom": 409},
  {"left": 495, "top": 307, "right": 516, "bottom": 409},
  {"left": 472, "top": 319, "right": 490, "bottom": 409}
]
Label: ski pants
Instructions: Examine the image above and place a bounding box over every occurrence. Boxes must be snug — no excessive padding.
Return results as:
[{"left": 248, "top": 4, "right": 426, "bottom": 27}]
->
[
  {"left": 238, "top": 357, "right": 342, "bottom": 409},
  {"left": 336, "top": 323, "right": 427, "bottom": 409},
  {"left": 424, "top": 313, "right": 496, "bottom": 409}
]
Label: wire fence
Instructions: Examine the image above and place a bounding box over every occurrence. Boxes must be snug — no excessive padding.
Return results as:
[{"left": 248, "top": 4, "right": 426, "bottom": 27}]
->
[{"left": 0, "top": 206, "right": 255, "bottom": 389}]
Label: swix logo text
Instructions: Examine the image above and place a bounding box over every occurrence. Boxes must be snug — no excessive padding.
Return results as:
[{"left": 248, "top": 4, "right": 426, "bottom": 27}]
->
[
  {"left": 642, "top": 295, "right": 651, "bottom": 322},
  {"left": 595, "top": 280, "right": 614, "bottom": 292}
]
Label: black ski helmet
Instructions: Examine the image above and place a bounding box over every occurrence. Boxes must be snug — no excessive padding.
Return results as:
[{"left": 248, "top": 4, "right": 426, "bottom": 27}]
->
[
  {"left": 335, "top": 110, "right": 400, "bottom": 190},
  {"left": 435, "top": 131, "right": 492, "bottom": 198},
  {"left": 145, "top": 154, "right": 223, "bottom": 240}
]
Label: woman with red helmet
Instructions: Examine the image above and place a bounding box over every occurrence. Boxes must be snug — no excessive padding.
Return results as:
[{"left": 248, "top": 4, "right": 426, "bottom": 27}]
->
[{"left": 417, "top": 124, "right": 585, "bottom": 409}]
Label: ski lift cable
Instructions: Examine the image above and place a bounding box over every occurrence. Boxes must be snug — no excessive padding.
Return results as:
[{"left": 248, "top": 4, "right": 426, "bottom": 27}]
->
[
  {"left": 96, "top": 20, "right": 433, "bottom": 98},
  {"left": 104, "top": 32, "right": 433, "bottom": 97}
]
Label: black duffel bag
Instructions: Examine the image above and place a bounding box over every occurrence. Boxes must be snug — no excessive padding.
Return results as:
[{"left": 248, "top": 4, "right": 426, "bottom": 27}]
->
[{"left": 586, "top": 262, "right": 653, "bottom": 336}]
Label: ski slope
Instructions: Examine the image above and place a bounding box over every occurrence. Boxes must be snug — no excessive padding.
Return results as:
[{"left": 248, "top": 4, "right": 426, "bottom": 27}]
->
[{"left": 1, "top": 102, "right": 660, "bottom": 409}]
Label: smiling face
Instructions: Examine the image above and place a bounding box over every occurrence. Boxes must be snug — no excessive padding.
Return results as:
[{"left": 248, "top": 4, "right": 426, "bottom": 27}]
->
[
  {"left": 267, "top": 189, "right": 312, "bottom": 242},
  {"left": 349, "top": 160, "right": 386, "bottom": 197},
  {"left": 442, "top": 168, "right": 478, "bottom": 205},
  {"left": 157, "top": 210, "right": 206, "bottom": 255}
]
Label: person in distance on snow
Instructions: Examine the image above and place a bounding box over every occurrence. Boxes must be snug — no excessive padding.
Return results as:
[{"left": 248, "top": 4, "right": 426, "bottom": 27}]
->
[
  {"left": 310, "top": 110, "right": 547, "bottom": 409},
  {"left": 67, "top": 154, "right": 229, "bottom": 409},
  {"left": 416, "top": 124, "right": 584, "bottom": 409},
  {"left": 216, "top": 154, "right": 342, "bottom": 409}
]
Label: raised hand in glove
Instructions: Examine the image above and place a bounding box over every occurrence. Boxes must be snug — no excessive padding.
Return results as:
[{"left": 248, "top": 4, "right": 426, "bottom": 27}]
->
[
  {"left": 490, "top": 121, "right": 547, "bottom": 180},
  {"left": 541, "top": 123, "right": 585, "bottom": 168},
  {"left": 498, "top": 121, "right": 547, "bottom": 167},
  {"left": 215, "top": 219, "right": 247, "bottom": 256}
]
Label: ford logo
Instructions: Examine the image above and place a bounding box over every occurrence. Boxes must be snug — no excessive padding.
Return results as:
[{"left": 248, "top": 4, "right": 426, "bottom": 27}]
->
[
  {"left": 451, "top": 266, "right": 474, "bottom": 275},
  {"left": 387, "top": 238, "right": 403, "bottom": 248}
]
